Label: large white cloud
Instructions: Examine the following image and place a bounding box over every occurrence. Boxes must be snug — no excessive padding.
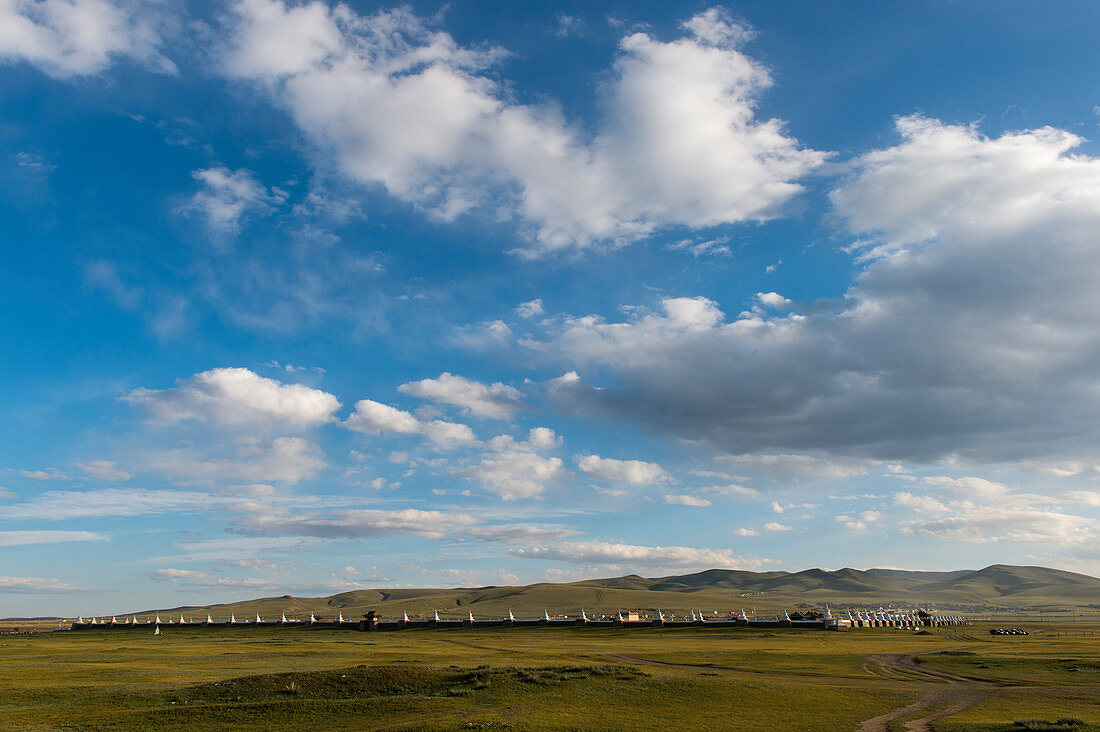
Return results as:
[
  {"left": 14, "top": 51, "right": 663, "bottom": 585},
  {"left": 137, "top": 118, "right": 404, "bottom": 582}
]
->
[
  {"left": 575, "top": 455, "right": 670, "bottom": 485},
  {"left": 125, "top": 367, "right": 340, "bottom": 427},
  {"left": 467, "top": 428, "right": 565, "bottom": 499},
  {"left": 531, "top": 117, "right": 1100, "bottom": 465},
  {"left": 398, "top": 372, "right": 522, "bottom": 418},
  {"left": 0, "top": 0, "right": 173, "bottom": 77},
  {"left": 344, "top": 399, "right": 475, "bottom": 447},
  {"left": 221, "top": 1, "right": 823, "bottom": 253}
]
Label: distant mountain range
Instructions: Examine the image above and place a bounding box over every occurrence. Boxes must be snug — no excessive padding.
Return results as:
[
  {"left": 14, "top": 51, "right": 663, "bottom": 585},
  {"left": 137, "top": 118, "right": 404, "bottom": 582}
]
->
[{"left": 128, "top": 564, "right": 1100, "bottom": 620}]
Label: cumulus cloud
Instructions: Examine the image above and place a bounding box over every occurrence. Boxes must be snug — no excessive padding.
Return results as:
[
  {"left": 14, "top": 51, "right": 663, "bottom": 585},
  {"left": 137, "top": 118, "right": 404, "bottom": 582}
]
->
[
  {"left": 125, "top": 367, "right": 340, "bottom": 427},
  {"left": 0, "top": 0, "right": 173, "bottom": 78},
  {"left": 897, "top": 484, "right": 1098, "bottom": 550},
  {"left": 468, "top": 428, "right": 565, "bottom": 499},
  {"left": 836, "top": 510, "right": 881, "bottom": 532},
  {"left": 344, "top": 399, "right": 475, "bottom": 447},
  {"left": 221, "top": 1, "right": 823, "bottom": 253},
  {"left": 575, "top": 455, "right": 670, "bottom": 485},
  {"left": 509, "top": 539, "right": 770, "bottom": 571},
  {"left": 530, "top": 117, "right": 1100, "bottom": 466},
  {"left": 76, "top": 460, "right": 131, "bottom": 481},
  {"left": 398, "top": 372, "right": 523, "bottom": 418},
  {"left": 0, "top": 530, "right": 108, "bottom": 546},
  {"left": 187, "top": 166, "right": 285, "bottom": 233}
]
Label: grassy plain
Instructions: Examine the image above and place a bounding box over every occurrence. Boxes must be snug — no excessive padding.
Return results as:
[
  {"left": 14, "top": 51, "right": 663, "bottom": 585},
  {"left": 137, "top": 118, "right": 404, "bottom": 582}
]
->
[{"left": 2, "top": 621, "right": 1098, "bottom": 731}]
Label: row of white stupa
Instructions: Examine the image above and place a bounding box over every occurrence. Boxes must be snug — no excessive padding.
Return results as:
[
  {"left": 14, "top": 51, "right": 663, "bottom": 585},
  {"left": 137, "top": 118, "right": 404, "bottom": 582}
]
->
[
  {"left": 76, "top": 613, "right": 340, "bottom": 624},
  {"left": 845, "top": 611, "right": 968, "bottom": 627},
  {"left": 76, "top": 607, "right": 828, "bottom": 625}
]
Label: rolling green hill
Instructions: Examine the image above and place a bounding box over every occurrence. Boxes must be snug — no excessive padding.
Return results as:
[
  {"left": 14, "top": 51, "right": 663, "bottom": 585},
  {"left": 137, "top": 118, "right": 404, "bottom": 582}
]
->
[{"left": 125, "top": 564, "right": 1100, "bottom": 621}]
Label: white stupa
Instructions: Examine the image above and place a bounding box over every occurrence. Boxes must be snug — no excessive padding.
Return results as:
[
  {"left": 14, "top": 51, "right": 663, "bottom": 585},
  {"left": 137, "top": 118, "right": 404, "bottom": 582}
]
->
[
  {"left": 256, "top": 613, "right": 262, "bottom": 623},
  {"left": 468, "top": 610, "right": 475, "bottom": 622},
  {"left": 507, "top": 609, "right": 515, "bottom": 622},
  {"left": 657, "top": 609, "right": 664, "bottom": 622},
  {"left": 230, "top": 614, "right": 237, "bottom": 623},
  {"left": 309, "top": 613, "right": 316, "bottom": 623},
  {"left": 580, "top": 608, "right": 588, "bottom": 621},
  {"left": 77, "top": 616, "right": 85, "bottom": 623},
  {"left": 179, "top": 614, "right": 186, "bottom": 624},
  {"left": 543, "top": 609, "right": 550, "bottom": 621},
  {"left": 154, "top": 615, "right": 162, "bottom": 624},
  {"left": 403, "top": 611, "right": 409, "bottom": 623},
  {"left": 338, "top": 613, "right": 344, "bottom": 623},
  {"left": 433, "top": 609, "right": 440, "bottom": 621},
  {"left": 280, "top": 612, "right": 288, "bottom": 623},
  {"left": 207, "top": 614, "right": 214, "bottom": 624}
]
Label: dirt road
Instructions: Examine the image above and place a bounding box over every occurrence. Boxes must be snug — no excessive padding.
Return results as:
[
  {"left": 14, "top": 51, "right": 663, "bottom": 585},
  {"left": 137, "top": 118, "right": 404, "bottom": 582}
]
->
[{"left": 858, "top": 654, "right": 1001, "bottom": 732}]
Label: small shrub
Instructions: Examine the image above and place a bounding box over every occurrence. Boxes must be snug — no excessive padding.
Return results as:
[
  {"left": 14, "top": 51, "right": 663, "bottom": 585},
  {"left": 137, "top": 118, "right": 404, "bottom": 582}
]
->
[{"left": 282, "top": 681, "right": 301, "bottom": 696}]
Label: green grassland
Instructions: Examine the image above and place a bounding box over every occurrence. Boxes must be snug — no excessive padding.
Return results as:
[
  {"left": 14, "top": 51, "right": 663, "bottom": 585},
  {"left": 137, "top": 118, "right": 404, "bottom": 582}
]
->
[{"left": 2, "top": 621, "right": 1097, "bottom": 730}]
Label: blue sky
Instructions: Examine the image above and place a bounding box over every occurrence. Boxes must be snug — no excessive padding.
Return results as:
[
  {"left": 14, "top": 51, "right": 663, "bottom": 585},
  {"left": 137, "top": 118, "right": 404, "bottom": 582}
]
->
[{"left": 2, "top": 0, "right": 1100, "bottom": 616}]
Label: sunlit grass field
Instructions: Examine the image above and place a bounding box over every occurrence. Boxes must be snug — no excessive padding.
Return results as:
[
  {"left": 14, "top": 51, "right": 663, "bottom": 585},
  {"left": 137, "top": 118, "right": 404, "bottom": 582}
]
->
[{"left": 2, "top": 622, "right": 1097, "bottom": 730}]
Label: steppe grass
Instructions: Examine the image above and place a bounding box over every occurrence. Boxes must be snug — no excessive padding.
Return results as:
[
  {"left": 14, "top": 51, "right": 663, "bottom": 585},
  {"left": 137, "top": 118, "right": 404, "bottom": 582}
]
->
[{"left": 1, "top": 622, "right": 1097, "bottom": 730}]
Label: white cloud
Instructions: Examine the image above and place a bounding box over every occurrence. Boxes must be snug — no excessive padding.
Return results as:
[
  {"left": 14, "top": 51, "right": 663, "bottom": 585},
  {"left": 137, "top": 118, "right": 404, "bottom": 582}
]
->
[
  {"left": 0, "top": 0, "right": 173, "bottom": 78},
  {"left": 733, "top": 528, "right": 758, "bottom": 536},
  {"left": 187, "top": 166, "right": 284, "bottom": 233},
  {"left": 754, "top": 291, "right": 792, "bottom": 309},
  {"left": 667, "top": 236, "right": 731, "bottom": 257},
  {"left": 21, "top": 468, "right": 71, "bottom": 481},
  {"left": 1063, "top": 490, "right": 1100, "bottom": 507},
  {"left": 0, "top": 530, "right": 108, "bottom": 546},
  {"left": 125, "top": 367, "right": 340, "bottom": 427},
  {"left": 398, "top": 372, "right": 523, "bottom": 418},
  {"left": 895, "top": 492, "right": 950, "bottom": 514},
  {"left": 700, "top": 483, "right": 758, "bottom": 497},
  {"left": 509, "top": 539, "right": 770, "bottom": 570},
  {"left": 516, "top": 299, "right": 544, "bottom": 318},
  {"left": 0, "top": 575, "right": 84, "bottom": 593},
  {"left": 836, "top": 510, "right": 881, "bottom": 532},
  {"left": 344, "top": 399, "right": 476, "bottom": 447},
  {"left": 664, "top": 494, "right": 711, "bottom": 507},
  {"left": 924, "top": 476, "right": 1009, "bottom": 497},
  {"left": 222, "top": 2, "right": 823, "bottom": 253},
  {"left": 762, "top": 522, "right": 792, "bottom": 532},
  {"left": 152, "top": 437, "right": 327, "bottom": 484},
  {"left": 469, "top": 436, "right": 565, "bottom": 500},
  {"left": 905, "top": 506, "right": 1094, "bottom": 546},
  {"left": 152, "top": 568, "right": 212, "bottom": 580},
  {"left": 526, "top": 117, "right": 1100, "bottom": 466},
  {"left": 76, "top": 460, "right": 132, "bottom": 482},
  {"left": 575, "top": 455, "right": 670, "bottom": 485},
  {"left": 720, "top": 454, "right": 865, "bottom": 481}
]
